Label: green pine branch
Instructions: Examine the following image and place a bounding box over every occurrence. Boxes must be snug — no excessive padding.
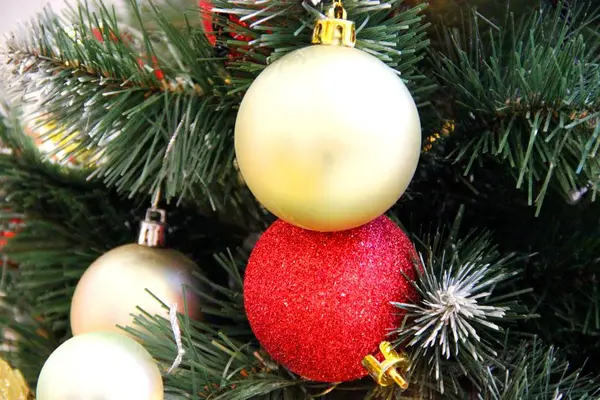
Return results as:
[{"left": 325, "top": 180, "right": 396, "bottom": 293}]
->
[
  {"left": 392, "top": 209, "right": 534, "bottom": 397},
  {"left": 0, "top": 103, "right": 135, "bottom": 325},
  {"left": 125, "top": 250, "right": 329, "bottom": 400},
  {"left": 0, "top": 104, "right": 250, "bottom": 388},
  {"left": 0, "top": 308, "right": 58, "bottom": 387},
  {"left": 212, "top": 0, "right": 435, "bottom": 104},
  {"left": 0, "top": 103, "right": 136, "bottom": 384},
  {"left": 2, "top": 0, "right": 236, "bottom": 205},
  {"left": 4, "top": 1, "right": 600, "bottom": 399},
  {"left": 94, "top": 0, "right": 203, "bottom": 31},
  {"left": 431, "top": 1, "right": 600, "bottom": 215},
  {"left": 481, "top": 339, "right": 599, "bottom": 399},
  {"left": 513, "top": 200, "right": 600, "bottom": 372},
  {"left": 1, "top": 0, "right": 435, "bottom": 211}
]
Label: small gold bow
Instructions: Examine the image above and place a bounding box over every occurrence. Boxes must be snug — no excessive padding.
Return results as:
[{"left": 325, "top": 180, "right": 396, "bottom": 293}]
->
[{"left": 362, "top": 342, "right": 410, "bottom": 389}]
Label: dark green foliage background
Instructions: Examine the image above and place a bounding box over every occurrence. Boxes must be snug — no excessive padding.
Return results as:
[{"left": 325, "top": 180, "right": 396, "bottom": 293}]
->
[{"left": 1, "top": 0, "right": 600, "bottom": 399}]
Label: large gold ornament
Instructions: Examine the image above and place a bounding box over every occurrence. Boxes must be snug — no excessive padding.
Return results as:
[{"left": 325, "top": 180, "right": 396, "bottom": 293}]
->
[
  {"left": 70, "top": 210, "right": 202, "bottom": 337},
  {"left": 234, "top": 2, "right": 421, "bottom": 232},
  {"left": 0, "top": 357, "right": 30, "bottom": 400},
  {"left": 36, "top": 332, "right": 163, "bottom": 400}
]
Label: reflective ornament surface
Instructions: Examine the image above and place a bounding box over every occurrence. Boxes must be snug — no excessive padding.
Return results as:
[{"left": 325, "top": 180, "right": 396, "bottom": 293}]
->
[
  {"left": 36, "top": 332, "right": 163, "bottom": 400},
  {"left": 70, "top": 244, "right": 201, "bottom": 337},
  {"left": 235, "top": 45, "right": 421, "bottom": 232}
]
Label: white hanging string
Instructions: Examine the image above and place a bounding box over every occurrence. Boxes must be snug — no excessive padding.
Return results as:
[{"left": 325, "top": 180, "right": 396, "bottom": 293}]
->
[{"left": 167, "top": 303, "right": 185, "bottom": 374}]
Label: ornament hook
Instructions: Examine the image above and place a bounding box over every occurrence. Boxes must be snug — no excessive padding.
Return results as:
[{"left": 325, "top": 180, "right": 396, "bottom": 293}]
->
[
  {"left": 330, "top": 0, "right": 346, "bottom": 19},
  {"left": 362, "top": 342, "right": 410, "bottom": 389},
  {"left": 312, "top": 0, "right": 356, "bottom": 48},
  {"left": 138, "top": 208, "right": 167, "bottom": 248}
]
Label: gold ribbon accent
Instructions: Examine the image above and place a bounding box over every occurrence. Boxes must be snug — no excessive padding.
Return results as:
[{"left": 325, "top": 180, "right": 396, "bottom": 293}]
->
[{"left": 362, "top": 342, "right": 410, "bottom": 389}]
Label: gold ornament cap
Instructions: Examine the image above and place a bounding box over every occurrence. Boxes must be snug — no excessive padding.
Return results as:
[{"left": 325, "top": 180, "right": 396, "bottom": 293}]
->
[
  {"left": 362, "top": 342, "right": 410, "bottom": 389},
  {"left": 138, "top": 208, "right": 166, "bottom": 248},
  {"left": 312, "top": 1, "right": 356, "bottom": 48}
]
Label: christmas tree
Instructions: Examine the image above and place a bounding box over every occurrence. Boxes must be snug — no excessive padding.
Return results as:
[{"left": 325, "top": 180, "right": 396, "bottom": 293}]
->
[{"left": 0, "top": 0, "right": 599, "bottom": 398}]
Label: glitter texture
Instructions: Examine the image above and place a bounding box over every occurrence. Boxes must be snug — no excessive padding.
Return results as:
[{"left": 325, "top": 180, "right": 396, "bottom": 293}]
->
[{"left": 244, "top": 216, "right": 418, "bottom": 383}]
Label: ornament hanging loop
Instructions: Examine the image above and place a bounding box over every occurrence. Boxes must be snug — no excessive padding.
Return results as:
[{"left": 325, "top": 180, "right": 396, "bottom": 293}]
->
[
  {"left": 312, "top": 0, "right": 356, "bottom": 48},
  {"left": 138, "top": 184, "right": 167, "bottom": 247},
  {"left": 138, "top": 208, "right": 167, "bottom": 248},
  {"left": 331, "top": 1, "right": 346, "bottom": 19},
  {"left": 362, "top": 342, "right": 410, "bottom": 390}
]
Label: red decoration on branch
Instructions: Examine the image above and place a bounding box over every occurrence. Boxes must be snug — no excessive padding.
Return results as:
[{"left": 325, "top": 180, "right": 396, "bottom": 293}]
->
[
  {"left": 91, "top": 27, "right": 121, "bottom": 43},
  {"left": 198, "top": 0, "right": 254, "bottom": 58},
  {"left": 89, "top": 26, "right": 165, "bottom": 81},
  {"left": 0, "top": 229, "right": 16, "bottom": 249},
  {"left": 137, "top": 55, "right": 165, "bottom": 81},
  {"left": 244, "top": 216, "right": 419, "bottom": 382},
  {"left": 0, "top": 217, "right": 22, "bottom": 248},
  {"left": 0, "top": 215, "right": 24, "bottom": 267},
  {"left": 199, "top": 0, "right": 218, "bottom": 46}
]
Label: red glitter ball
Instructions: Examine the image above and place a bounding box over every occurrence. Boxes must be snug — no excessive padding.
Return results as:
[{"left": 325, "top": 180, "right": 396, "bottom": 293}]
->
[{"left": 244, "top": 216, "right": 419, "bottom": 383}]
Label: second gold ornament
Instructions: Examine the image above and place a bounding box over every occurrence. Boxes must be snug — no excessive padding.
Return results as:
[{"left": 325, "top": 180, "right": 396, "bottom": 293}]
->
[{"left": 70, "top": 208, "right": 202, "bottom": 337}]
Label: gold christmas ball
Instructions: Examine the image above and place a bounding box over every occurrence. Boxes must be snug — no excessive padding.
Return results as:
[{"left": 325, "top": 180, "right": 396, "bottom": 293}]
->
[
  {"left": 70, "top": 244, "right": 201, "bottom": 337},
  {"left": 24, "top": 118, "right": 104, "bottom": 169},
  {"left": 235, "top": 44, "right": 421, "bottom": 232},
  {"left": 0, "top": 357, "right": 30, "bottom": 400},
  {"left": 36, "top": 331, "right": 163, "bottom": 400}
]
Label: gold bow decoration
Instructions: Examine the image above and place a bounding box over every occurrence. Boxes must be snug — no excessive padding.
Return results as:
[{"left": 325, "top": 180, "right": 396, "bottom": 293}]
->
[{"left": 362, "top": 342, "right": 410, "bottom": 389}]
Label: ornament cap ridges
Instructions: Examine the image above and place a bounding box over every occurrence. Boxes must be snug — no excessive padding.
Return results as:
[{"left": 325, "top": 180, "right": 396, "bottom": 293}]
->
[
  {"left": 312, "top": 0, "right": 356, "bottom": 48},
  {"left": 138, "top": 208, "right": 167, "bottom": 248}
]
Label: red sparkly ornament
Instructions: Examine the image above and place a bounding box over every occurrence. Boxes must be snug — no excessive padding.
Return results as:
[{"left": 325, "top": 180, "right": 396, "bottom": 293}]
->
[{"left": 244, "top": 216, "right": 419, "bottom": 383}]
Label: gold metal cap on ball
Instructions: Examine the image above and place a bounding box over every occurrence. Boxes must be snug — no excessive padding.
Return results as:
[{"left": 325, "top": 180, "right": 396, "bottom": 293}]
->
[
  {"left": 36, "top": 332, "right": 163, "bottom": 400},
  {"left": 234, "top": 45, "right": 421, "bottom": 232},
  {"left": 70, "top": 243, "right": 201, "bottom": 337}
]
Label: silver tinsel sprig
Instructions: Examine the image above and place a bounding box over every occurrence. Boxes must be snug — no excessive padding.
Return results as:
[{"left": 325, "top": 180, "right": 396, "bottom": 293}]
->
[{"left": 392, "top": 232, "right": 532, "bottom": 394}]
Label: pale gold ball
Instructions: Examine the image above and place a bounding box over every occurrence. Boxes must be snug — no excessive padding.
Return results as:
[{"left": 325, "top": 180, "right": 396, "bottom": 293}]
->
[
  {"left": 37, "top": 332, "right": 163, "bottom": 400},
  {"left": 70, "top": 244, "right": 201, "bottom": 337},
  {"left": 235, "top": 45, "right": 421, "bottom": 232}
]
